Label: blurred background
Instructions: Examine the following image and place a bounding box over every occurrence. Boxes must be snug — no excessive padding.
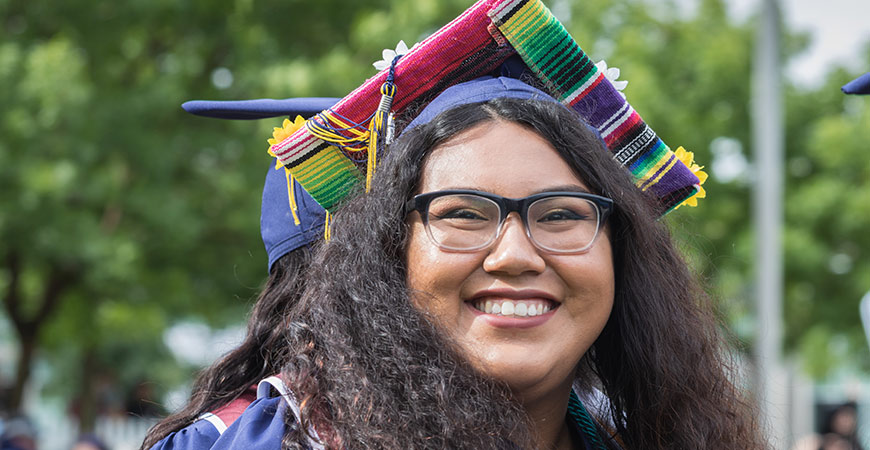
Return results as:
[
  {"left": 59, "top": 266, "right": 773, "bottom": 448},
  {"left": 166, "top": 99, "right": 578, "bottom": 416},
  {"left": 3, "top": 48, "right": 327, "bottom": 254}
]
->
[{"left": 1, "top": 0, "right": 868, "bottom": 448}]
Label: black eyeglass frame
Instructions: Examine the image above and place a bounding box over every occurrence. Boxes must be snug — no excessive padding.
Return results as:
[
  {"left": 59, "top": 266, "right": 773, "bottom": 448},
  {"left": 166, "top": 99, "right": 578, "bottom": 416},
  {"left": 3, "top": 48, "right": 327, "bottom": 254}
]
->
[{"left": 407, "top": 189, "right": 615, "bottom": 254}]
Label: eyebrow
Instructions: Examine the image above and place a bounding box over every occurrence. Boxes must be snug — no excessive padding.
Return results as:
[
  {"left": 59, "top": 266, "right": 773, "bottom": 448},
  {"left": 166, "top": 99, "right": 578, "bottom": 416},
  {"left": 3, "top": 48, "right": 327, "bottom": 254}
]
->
[
  {"left": 434, "top": 184, "right": 592, "bottom": 195},
  {"left": 529, "top": 184, "right": 591, "bottom": 195}
]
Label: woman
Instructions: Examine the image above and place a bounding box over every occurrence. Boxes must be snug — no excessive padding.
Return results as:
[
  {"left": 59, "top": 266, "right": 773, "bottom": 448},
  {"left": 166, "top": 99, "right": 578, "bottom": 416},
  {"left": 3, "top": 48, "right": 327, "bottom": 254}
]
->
[{"left": 269, "top": 78, "right": 764, "bottom": 449}]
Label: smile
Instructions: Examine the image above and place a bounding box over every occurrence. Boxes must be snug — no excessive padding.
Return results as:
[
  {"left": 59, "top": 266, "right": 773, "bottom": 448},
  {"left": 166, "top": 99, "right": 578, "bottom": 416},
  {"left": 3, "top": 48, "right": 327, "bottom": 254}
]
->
[{"left": 471, "top": 299, "right": 556, "bottom": 317}]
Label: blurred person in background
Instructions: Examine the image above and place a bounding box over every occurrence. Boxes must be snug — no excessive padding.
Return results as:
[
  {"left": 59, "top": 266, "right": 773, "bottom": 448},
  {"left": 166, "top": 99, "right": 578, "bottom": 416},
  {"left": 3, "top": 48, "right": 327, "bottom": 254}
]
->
[
  {"left": 819, "top": 402, "right": 863, "bottom": 450},
  {"left": 0, "top": 415, "right": 37, "bottom": 450},
  {"left": 71, "top": 434, "right": 108, "bottom": 450}
]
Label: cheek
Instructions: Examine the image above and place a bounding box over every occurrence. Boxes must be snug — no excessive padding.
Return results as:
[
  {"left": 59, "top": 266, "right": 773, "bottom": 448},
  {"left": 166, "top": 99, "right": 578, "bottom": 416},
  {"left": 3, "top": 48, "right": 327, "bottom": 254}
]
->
[
  {"left": 405, "top": 223, "right": 450, "bottom": 312},
  {"left": 556, "top": 242, "right": 615, "bottom": 326},
  {"left": 405, "top": 223, "right": 476, "bottom": 323}
]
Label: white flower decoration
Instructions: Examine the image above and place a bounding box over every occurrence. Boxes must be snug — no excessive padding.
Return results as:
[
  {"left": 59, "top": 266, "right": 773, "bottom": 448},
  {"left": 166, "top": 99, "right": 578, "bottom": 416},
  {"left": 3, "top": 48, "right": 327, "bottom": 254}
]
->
[
  {"left": 595, "top": 60, "right": 628, "bottom": 98},
  {"left": 373, "top": 40, "right": 414, "bottom": 71}
]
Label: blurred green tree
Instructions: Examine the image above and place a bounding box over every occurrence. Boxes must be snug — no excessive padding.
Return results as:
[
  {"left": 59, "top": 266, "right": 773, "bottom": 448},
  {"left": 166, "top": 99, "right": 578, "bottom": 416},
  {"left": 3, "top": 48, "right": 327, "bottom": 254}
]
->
[
  {"left": 0, "top": 0, "right": 476, "bottom": 428},
  {"left": 1, "top": 0, "right": 868, "bottom": 431}
]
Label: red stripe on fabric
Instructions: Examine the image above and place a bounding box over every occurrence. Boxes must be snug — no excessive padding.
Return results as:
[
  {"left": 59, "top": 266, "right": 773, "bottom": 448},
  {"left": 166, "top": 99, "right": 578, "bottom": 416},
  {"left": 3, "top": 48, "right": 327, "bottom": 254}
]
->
[
  {"left": 272, "top": 133, "right": 318, "bottom": 159},
  {"left": 604, "top": 111, "right": 642, "bottom": 146},
  {"left": 565, "top": 74, "right": 604, "bottom": 108},
  {"left": 211, "top": 386, "right": 258, "bottom": 428}
]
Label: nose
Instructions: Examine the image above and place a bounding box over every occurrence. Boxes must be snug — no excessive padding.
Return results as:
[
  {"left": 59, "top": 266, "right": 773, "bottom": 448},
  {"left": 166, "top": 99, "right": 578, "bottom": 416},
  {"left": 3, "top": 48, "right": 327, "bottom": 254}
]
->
[{"left": 482, "top": 213, "right": 546, "bottom": 275}]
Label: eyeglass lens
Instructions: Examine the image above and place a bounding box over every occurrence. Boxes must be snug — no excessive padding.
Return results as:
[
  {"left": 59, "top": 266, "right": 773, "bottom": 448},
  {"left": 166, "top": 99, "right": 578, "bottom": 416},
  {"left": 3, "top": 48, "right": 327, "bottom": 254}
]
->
[{"left": 424, "top": 194, "right": 601, "bottom": 252}]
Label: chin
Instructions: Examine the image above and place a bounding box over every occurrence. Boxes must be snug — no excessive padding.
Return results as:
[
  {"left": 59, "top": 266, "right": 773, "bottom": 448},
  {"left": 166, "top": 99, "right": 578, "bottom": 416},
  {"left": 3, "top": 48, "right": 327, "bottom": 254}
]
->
[{"left": 471, "top": 347, "right": 574, "bottom": 393}]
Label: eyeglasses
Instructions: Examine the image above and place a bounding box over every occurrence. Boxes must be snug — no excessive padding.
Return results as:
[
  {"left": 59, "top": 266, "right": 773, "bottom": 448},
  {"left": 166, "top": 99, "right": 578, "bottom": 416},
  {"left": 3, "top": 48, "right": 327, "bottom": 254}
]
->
[{"left": 407, "top": 189, "right": 614, "bottom": 254}]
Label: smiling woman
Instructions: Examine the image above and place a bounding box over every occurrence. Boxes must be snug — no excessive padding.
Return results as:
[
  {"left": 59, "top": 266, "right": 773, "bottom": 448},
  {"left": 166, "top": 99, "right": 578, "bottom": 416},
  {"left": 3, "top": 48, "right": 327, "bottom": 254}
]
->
[
  {"left": 147, "top": 1, "right": 765, "bottom": 447},
  {"left": 272, "top": 88, "right": 764, "bottom": 449}
]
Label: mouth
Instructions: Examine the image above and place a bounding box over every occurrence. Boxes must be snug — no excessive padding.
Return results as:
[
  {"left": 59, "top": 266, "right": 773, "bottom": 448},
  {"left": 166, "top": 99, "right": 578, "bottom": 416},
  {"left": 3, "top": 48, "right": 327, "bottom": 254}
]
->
[
  {"left": 468, "top": 290, "right": 559, "bottom": 318},
  {"left": 470, "top": 298, "right": 557, "bottom": 317}
]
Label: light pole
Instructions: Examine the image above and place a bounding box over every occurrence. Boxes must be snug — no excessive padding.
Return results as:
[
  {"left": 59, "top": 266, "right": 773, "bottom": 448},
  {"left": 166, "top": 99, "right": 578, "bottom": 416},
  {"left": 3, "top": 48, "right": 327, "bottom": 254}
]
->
[{"left": 752, "top": 0, "right": 786, "bottom": 446}]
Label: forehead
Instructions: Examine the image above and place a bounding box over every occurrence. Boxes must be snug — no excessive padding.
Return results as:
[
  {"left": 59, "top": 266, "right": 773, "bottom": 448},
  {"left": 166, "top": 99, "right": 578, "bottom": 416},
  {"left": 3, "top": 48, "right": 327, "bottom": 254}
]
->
[{"left": 417, "top": 121, "right": 589, "bottom": 197}]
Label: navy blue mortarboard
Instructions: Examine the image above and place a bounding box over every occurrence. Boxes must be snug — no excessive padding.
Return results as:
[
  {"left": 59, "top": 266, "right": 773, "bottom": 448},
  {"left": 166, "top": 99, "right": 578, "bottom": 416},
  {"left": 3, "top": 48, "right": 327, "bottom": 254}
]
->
[
  {"left": 182, "top": 98, "right": 338, "bottom": 271},
  {"left": 182, "top": 98, "right": 339, "bottom": 120},
  {"left": 842, "top": 73, "right": 870, "bottom": 95},
  {"left": 260, "top": 162, "right": 326, "bottom": 270}
]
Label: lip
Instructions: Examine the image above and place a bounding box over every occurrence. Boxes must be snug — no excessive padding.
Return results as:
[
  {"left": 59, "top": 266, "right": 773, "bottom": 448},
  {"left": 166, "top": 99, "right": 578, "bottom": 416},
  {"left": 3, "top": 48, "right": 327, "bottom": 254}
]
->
[
  {"left": 466, "top": 288, "right": 559, "bottom": 329},
  {"left": 465, "top": 302, "right": 556, "bottom": 329}
]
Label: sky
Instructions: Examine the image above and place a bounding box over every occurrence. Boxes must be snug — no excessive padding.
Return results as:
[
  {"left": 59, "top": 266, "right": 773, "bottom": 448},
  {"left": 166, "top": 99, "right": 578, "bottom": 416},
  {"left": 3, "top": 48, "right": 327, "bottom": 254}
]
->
[{"left": 728, "top": 0, "right": 870, "bottom": 87}]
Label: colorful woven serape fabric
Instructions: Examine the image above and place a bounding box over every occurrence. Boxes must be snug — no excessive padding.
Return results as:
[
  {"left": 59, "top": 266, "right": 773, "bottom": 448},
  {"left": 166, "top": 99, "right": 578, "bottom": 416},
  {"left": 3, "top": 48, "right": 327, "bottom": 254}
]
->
[
  {"left": 269, "top": 0, "right": 515, "bottom": 210},
  {"left": 490, "top": 0, "right": 699, "bottom": 209},
  {"left": 268, "top": 0, "right": 704, "bottom": 213}
]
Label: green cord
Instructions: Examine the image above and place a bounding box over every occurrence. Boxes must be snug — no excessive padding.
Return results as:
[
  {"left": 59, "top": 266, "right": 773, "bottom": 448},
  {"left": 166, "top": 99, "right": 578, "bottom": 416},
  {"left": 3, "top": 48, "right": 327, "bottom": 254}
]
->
[{"left": 567, "top": 391, "right": 609, "bottom": 450}]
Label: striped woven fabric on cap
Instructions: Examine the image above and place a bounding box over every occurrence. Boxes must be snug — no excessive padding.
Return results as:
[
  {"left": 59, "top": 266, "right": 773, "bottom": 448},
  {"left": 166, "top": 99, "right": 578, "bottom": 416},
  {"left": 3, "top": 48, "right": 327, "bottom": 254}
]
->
[
  {"left": 269, "top": 0, "right": 516, "bottom": 211},
  {"left": 489, "top": 0, "right": 700, "bottom": 211}
]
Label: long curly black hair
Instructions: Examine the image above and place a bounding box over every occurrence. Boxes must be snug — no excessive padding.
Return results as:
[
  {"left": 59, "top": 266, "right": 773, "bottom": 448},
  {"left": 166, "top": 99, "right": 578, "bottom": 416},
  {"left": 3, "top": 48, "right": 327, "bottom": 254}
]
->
[
  {"left": 141, "top": 248, "right": 313, "bottom": 450},
  {"left": 280, "top": 97, "right": 764, "bottom": 449}
]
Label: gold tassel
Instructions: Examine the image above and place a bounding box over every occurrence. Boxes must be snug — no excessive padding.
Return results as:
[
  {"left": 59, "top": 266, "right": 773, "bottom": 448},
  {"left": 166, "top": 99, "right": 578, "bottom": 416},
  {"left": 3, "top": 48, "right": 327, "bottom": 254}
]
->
[
  {"left": 324, "top": 211, "right": 331, "bottom": 241},
  {"left": 285, "top": 170, "right": 301, "bottom": 226},
  {"left": 365, "top": 81, "right": 396, "bottom": 191}
]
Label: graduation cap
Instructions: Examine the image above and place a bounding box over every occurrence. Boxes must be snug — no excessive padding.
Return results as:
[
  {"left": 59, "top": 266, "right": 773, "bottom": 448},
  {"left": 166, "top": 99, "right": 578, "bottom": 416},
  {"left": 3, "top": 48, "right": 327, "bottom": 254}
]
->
[
  {"left": 261, "top": 0, "right": 705, "bottom": 214},
  {"left": 183, "top": 98, "right": 339, "bottom": 271},
  {"left": 842, "top": 73, "right": 870, "bottom": 95},
  {"left": 185, "top": 0, "right": 706, "bottom": 244}
]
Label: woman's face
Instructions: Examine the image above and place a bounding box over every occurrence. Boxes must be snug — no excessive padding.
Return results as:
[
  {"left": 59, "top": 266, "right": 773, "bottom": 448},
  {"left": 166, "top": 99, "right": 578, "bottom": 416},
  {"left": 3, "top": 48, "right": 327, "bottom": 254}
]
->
[{"left": 405, "top": 120, "right": 615, "bottom": 399}]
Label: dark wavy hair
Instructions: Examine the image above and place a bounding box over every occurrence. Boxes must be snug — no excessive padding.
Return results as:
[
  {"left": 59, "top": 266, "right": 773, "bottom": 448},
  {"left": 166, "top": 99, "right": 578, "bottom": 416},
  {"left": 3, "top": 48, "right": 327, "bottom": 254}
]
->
[
  {"left": 280, "top": 98, "right": 763, "bottom": 449},
  {"left": 141, "top": 247, "right": 312, "bottom": 450}
]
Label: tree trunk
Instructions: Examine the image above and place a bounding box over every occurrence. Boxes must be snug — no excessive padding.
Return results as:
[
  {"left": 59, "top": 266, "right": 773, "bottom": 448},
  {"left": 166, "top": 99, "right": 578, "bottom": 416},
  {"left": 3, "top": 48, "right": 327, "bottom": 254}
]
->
[
  {"left": 77, "top": 348, "right": 98, "bottom": 432},
  {"left": 8, "top": 328, "right": 36, "bottom": 412},
  {"left": 2, "top": 251, "right": 76, "bottom": 414}
]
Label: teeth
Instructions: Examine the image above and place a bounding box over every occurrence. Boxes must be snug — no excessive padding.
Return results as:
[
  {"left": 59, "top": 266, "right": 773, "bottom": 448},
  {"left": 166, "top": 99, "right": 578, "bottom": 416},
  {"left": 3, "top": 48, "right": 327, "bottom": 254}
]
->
[
  {"left": 501, "top": 301, "right": 515, "bottom": 316},
  {"left": 472, "top": 299, "right": 554, "bottom": 317}
]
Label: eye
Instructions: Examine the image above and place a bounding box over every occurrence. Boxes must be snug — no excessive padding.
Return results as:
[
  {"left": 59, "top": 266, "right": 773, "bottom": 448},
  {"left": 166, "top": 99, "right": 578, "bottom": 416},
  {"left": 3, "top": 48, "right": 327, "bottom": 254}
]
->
[
  {"left": 537, "top": 209, "right": 588, "bottom": 222},
  {"left": 435, "top": 208, "right": 489, "bottom": 221}
]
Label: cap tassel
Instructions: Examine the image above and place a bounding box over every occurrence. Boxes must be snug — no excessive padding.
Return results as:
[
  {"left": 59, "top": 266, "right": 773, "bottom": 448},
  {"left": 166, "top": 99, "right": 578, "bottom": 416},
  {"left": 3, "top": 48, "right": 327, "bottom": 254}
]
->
[
  {"left": 366, "top": 81, "right": 395, "bottom": 191},
  {"left": 285, "top": 170, "right": 301, "bottom": 225},
  {"left": 364, "top": 54, "right": 400, "bottom": 191},
  {"left": 324, "top": 210, "right": 332, "bottom": 241}
]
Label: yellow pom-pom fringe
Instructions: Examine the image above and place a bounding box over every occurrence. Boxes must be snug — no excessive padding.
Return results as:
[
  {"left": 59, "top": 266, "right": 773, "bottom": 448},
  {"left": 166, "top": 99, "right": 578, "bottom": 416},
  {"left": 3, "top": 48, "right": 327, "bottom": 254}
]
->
[
  {"left": 673, "top": 146, "right": 708, "bottom": 209},
  {"left": 268, "top": 116, "right": 307, "bottom": 149},
  {"left": 267, "top": 116, "right": 308, "bottom": 225}
]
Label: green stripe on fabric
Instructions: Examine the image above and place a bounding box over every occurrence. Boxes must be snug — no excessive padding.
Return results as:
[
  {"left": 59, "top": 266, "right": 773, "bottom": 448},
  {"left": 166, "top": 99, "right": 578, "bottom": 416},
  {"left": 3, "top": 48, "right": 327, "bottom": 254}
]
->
[
  {"left": 506, "top": 1, "right": 550, "bottom": 50},
  {"left": 291, "top": 148, "right": 361, "bottom": 209},
  {"left": 295, "top": 149, "right": 355, "bottom": 188},
  {"left": 497, "top": 0, "right": 595, "bottom": 100},
  {"left": 312, "top": 173, "right": 362, "bottom": 210},
  {"left": 631, "top": 140, "right": 669, "bottom": 177},
  {"left": 313, "top": 168, "right": 361, "bottom": 206},
  {"left": 308, "top": 171, "right": 360, "bottom": 211}
]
